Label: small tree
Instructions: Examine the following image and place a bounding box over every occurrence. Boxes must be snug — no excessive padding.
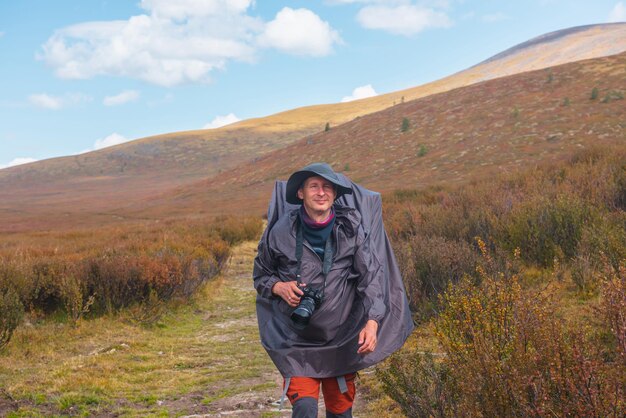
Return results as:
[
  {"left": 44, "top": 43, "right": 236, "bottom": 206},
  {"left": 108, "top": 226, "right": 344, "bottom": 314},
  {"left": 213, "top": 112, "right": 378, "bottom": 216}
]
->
[
  {"left": 590, "top": 87, "right": 599, "bottom": 100},
  {"left": 401, "top": 117, "right": 410, "bottom": 133},
  {"left": 324, "top": 122, "right": 330, "bottom": 132},
  {"left": 418, "top": 145, "right": 427, "bottom": 157}
]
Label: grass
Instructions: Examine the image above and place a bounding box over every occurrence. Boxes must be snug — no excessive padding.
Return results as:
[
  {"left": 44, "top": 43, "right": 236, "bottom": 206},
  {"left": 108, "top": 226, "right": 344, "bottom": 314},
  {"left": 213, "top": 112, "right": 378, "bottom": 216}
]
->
[{"left": 0, "top": 241, "right": 281, "bottom": 416}]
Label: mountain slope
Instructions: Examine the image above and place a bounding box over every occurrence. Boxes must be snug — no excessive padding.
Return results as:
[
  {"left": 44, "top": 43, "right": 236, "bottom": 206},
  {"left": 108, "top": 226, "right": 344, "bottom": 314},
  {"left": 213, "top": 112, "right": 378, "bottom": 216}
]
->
[
  {"left": 125, "top": 52, "right": 626, "bottom": 220},
  {"left": 1, "top": 24, "right": 625, "bottom": 231}
]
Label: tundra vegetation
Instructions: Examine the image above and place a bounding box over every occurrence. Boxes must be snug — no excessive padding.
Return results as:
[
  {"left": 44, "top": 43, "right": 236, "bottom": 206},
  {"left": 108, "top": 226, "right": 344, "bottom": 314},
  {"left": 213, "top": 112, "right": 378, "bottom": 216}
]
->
[
  {"left": 1, "top": 146, "right": 625, "bottom": 416},
  {"left": 0, "top": 216, "right": 266, "bottom": 416},
  {"left": 377, "top": 145, "right": 626, "bottom": 416},
  {"left": 0, "top": 216, "right": 262, "bottom": 336}
]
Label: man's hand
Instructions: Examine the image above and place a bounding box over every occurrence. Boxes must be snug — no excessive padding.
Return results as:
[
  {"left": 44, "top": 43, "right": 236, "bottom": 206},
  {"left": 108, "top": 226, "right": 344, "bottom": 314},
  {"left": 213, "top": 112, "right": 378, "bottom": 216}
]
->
[
  {"left": 272, "top": 281, "right": 305, "bottom": 308},
  {"left": 357, "top": 319, "right": 379, "bottom": 355}
]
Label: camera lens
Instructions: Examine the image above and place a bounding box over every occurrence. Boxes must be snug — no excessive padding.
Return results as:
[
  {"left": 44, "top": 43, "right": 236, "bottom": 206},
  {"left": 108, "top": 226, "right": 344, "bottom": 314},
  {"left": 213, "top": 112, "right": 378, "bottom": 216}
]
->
[{"left": 291, "top": 297, "right": 316, "bottom": 329}]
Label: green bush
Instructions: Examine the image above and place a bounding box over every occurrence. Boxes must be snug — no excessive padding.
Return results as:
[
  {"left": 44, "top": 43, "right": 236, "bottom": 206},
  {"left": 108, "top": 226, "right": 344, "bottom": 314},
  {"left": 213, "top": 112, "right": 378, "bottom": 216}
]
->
[
  {"left": 498, "top": 195, "right": 591, "bottom": 267},
  {"left": 401, "top": 117, "right": 410, "bottom": 132}
]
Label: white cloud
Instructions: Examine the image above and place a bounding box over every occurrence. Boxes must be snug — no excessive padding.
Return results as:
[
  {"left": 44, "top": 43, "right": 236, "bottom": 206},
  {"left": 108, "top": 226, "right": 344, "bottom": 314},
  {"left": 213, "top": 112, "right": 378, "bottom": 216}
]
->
[
  {"left": 482, "top": 12, "right": 508, "bottom": 22},
  {"left": 28, "top": 93, "right": 90, "bottom": 110},
  {"left": 29, "top": 94, "right": 63, "bottom": 110},
  {"left": 103, "top": 90, "right": 140, "bottom": 106},
  {"left": 608, "top": 2, "right": 626, "bottom": 22},
  {"left": 341, "top": 84, "right": 378, "bottom": 102},
  {"left": 203, "top": 113, "right": 241, "bottom": 129},
  {"left": 39, "top": 2, "right": 339, "bottom": 86},
  {"left": 0, "top": 157, "right": 38, "bottom": 170},
  {"left": 140, "top": 0, "right": 253, "bottom": 20},
  {"left": 357, "top": 4, "right": 452, "bottom": 36},
  {"left": 93, "top": 133, "right": 131, "bottom": 150},
  {"left": 259, "top": 8, "right": 342, "bottom": 56}
]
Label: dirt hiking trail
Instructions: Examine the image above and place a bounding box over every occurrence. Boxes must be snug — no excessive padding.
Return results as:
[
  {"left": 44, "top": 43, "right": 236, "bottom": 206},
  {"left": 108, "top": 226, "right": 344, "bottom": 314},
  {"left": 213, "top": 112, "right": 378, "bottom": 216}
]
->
[{"left": 184, "top": 240, "right": 374, "bottom": 417}]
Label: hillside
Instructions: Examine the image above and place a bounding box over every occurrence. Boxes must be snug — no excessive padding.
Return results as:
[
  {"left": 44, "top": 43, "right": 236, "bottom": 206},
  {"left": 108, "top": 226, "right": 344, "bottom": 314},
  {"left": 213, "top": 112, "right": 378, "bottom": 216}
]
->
[
  {"left": 0, "top": 23, "right": 625, "bottom": 232},
  {"left": 123, "top": 51, "right": 626, "bottom": 220}
]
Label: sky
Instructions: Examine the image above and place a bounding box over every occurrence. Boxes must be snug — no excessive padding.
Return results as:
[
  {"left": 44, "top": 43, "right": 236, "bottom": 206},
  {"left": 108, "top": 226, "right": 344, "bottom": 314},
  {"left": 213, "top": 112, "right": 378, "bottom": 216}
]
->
[{"left": 1, "top": 0, "right": 625, "bottom": 169}]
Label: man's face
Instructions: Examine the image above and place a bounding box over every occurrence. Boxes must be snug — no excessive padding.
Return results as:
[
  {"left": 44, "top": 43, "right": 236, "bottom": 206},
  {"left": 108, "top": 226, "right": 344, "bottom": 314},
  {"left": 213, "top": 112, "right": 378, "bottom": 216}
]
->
[{"left": 297, "top": 176, "right": 336, "bottom": 216}]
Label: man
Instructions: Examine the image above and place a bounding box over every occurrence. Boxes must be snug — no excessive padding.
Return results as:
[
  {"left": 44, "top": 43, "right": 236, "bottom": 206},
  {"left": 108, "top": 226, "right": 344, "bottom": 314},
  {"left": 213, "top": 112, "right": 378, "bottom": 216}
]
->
[{"left": 253, "top": 163, "right": 413, "bottom": 418}]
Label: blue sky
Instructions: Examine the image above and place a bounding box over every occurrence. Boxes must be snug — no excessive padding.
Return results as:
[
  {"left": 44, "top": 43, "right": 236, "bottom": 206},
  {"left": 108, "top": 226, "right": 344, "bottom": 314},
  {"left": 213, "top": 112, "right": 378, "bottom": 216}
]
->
[{"left": 1, "top": 0, "right": 624, "bottom": 169}]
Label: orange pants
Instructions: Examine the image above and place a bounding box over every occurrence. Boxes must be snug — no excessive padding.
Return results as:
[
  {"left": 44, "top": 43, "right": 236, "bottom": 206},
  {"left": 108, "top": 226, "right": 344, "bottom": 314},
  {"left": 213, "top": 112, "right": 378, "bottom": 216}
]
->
[{"left": 284, "top": 374, "right": 356, "bottom": 416}]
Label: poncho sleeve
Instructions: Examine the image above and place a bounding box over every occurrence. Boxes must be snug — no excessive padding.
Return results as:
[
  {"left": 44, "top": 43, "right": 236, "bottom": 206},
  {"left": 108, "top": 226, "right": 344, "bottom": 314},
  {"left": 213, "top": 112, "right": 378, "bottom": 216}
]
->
[
  {"left": 354, "top": 224, "right": 387, "bottom": 324},
  {"left": 253, "top": 228, "right": 280, "bottom": 300}
]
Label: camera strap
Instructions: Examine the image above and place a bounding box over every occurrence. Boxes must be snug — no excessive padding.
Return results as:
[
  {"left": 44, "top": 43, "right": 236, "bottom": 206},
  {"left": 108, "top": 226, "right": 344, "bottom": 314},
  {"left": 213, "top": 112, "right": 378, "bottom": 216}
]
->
[{"left": 295, "top": 217, "right": 333, "bottom": 297}]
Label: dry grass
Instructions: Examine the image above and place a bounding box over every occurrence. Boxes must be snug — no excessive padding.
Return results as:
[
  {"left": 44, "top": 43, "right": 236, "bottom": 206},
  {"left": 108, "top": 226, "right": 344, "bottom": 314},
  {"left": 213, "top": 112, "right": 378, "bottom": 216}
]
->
[{"left": 0, "top": 241, "right": 284, "bottom": 417}]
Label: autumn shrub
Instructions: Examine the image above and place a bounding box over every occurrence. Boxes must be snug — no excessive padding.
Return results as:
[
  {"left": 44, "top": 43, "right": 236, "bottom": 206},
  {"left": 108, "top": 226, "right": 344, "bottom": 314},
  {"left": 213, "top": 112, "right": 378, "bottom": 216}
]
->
[
  {"left": 498, "top": 195, "right": 592, "bottom": 267},
  {"left": 80, "top": 237, "right": 231, "bottom": 313},
  {"left": 126, "top": 288, "right": 166, "bottom": 326},
  {"left": 598, "top": 263, "right": 626, "bottom": 361},
  {"left": 26, "top": 258, "right": 70, "bottom": 313},
  {"left": 213, "top": 215, "right": 264, "bottom": 245},
  {"left": 380, "top": 242, "right": 626, "bottom": 417},
  {"left": 0, "top": 287, "right": 24, "bottom": 349},
  {"left": 378, "top": 351, "right": 458, "bottom": 418},
  {"left": 59, "top": 275, "right": 95, "bottom": 326},
  {"left": 436, "top": 250, "right": 625, "bottom": 416},
  {"left": 0, "top": 216, "right": 262, "bottom": 320},
  {"left": 384, "top": 147, "right": 626, "bottom": 313},
  {"left": 395, "top": 235, "right": 477, "bottom": 318}
]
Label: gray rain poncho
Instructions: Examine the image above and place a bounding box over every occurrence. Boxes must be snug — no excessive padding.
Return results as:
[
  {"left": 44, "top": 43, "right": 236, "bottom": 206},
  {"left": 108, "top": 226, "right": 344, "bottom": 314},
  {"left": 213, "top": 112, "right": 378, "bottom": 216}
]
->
[{"left": 253, "top": 176, "right": 414, "bottom": 378}]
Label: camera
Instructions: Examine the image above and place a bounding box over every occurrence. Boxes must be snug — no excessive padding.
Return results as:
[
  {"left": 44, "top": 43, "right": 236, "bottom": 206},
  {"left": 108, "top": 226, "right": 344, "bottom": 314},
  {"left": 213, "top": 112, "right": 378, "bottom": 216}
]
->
[{"left": 290, "top": 286, "right": 323, "bottom": 329}]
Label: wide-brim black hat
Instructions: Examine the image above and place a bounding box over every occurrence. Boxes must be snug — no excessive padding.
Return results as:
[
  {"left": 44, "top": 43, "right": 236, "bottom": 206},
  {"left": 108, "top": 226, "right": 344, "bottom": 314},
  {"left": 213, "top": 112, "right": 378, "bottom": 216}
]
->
[{"left": 286, "top": 162, "right": 353, "bottom": 204}]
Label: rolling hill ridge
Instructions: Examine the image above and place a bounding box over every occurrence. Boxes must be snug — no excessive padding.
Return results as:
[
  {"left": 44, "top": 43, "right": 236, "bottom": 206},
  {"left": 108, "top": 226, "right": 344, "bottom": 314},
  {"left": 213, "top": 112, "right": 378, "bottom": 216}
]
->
[
  {"left": 126, "top": 52, "right": 626, "bottom": 220},
  {"left": 0, "top": 23, "right": 625, "bottom": 232}
]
